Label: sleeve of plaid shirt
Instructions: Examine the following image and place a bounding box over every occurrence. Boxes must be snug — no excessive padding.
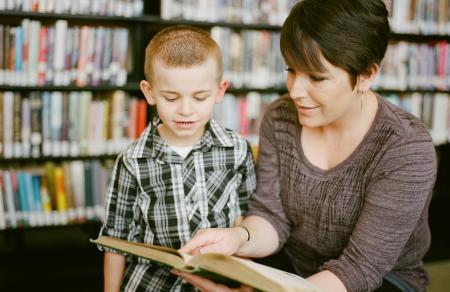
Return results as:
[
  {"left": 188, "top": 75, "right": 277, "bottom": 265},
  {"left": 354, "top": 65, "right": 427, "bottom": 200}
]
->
[
  {"left": 237, "top": 141, "right": 257, "bottom": 214},
  {"left": 99, "top": 153, "right": 141, "bottom": 252}
]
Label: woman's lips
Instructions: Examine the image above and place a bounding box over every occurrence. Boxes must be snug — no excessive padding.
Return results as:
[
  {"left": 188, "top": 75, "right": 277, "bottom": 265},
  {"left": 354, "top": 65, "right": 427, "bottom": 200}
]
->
[{"left": 296, "top": 104, "right": 319, "bottom": 115}]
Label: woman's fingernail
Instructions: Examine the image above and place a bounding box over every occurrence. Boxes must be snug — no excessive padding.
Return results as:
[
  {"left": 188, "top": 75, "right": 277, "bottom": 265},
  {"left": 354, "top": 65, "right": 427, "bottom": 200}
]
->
[{"left": 171, "top": 269, "right": 180, "bottom": 275}]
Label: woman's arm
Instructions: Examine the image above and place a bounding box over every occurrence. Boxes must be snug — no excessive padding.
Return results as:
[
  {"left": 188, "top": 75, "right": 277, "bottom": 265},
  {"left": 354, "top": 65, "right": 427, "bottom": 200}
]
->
[
  {"left": 180, "top": 215, "right": 279, "bottom": 257},
  {"left": 104, "top": 252, "right": 126, "bottom": 292},
  {"left": 319, "top": 137, "right": 436, "bottom": 291},
  {"left": 307, "top": 270, "right": 347, "bottom": 292},
  {"left": 182, "top": 103, "right": 289, "bottom": 257}
]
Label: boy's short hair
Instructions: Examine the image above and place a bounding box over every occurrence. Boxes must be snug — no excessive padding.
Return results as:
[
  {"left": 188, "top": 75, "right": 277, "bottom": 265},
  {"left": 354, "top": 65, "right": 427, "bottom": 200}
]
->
[
  {"left": 280, "top": 0, "right": 390, "bottom": 87},
  {"left": 144, "top": 26, "right": 223, "bottom": 82}
]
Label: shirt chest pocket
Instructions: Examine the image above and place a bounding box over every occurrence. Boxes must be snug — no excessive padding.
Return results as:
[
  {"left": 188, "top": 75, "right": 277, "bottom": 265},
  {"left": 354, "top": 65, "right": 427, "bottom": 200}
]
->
[{"left": 203, "top": 169, "right": 241, "bottom": 212}]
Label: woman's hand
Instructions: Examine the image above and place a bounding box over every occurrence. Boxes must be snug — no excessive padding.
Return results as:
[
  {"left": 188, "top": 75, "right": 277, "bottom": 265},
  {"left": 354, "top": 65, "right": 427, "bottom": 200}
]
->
[
  {"left": 171, "top": 270, "right": 254, "bottom": 292},
  {"left": 179, "top": 227, "right": 247, "bottom": 255}
]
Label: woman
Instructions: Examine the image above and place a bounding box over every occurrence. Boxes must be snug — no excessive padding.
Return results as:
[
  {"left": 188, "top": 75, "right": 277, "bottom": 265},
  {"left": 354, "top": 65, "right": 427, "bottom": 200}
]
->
[{"left": 175, "top": 0, "right": 437, "bottom": 291}]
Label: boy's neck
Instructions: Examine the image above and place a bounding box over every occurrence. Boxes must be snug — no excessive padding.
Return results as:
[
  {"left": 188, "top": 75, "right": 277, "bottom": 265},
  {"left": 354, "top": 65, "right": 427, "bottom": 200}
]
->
[{"left": 157, "top": 124, "right": 205, "bottom": 147}]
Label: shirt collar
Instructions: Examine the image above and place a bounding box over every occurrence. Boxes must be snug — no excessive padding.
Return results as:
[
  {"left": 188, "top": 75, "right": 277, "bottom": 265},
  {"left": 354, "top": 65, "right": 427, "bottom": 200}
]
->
[{"left": 126, "top": 116, "right": 235, "bottom": 161}]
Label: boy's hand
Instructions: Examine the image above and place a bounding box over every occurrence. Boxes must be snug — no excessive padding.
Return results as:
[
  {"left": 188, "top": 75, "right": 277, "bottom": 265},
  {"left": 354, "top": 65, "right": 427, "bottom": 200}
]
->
[
  {"left": 179, "top": 227, "right": 247, "bottom": 255},
  {"left": 171, "top": 270, "right": 254, "bottom": 292}
]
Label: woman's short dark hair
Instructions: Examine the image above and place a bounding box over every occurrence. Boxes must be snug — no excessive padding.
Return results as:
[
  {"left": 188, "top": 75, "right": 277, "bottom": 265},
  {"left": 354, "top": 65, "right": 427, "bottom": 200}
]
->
[{"left": 280, "top": 0, "right": 390, "bottom": 87}]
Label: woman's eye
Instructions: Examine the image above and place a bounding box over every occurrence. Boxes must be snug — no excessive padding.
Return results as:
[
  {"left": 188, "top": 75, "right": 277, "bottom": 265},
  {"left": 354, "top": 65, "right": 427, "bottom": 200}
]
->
[
  {"left": 285, "top": 67, "right": 294, "bottom": 73},
  {"left": 310, "top": 75, "right": 325, "bottom": 82}
]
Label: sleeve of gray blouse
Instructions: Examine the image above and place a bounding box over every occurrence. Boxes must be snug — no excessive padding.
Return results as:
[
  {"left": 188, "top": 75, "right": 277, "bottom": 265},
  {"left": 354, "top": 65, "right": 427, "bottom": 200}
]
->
[
  {"left": 245, "top": 110, "right": 292, "bottom": 250},
  {"left": 236, "top": 141, "right": 257, "bottom": 214},
  {"left": 320, "top": 138, "right": 437, "bottom": 291}
]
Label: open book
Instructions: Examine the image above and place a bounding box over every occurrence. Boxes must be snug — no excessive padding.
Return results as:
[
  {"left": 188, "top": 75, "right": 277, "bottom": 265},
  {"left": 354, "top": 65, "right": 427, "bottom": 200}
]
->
[{"left": 91, "top": 236, "right": 321, "bottom": 292}]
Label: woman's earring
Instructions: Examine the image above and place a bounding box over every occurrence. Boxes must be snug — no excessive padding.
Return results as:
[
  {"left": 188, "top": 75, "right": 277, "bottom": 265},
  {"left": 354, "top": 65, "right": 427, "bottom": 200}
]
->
[{"left": 360, "top": 91, "right": 364, "bottom": 109}]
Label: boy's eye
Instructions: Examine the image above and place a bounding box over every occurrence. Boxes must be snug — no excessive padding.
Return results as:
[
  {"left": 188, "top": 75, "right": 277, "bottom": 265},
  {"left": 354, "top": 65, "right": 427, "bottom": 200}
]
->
[
  {"left": 194, "top": 95, "right": 209, "bottom": 101},
  {"left": 163, "top": 96, "right": 177, "bottom": 102}
]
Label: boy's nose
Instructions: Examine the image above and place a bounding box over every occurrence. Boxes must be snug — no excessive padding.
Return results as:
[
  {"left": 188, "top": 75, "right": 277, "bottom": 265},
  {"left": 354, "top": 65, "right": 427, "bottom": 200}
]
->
[{"left": 178, "top": 98, "right": 193, "bottom": 115}]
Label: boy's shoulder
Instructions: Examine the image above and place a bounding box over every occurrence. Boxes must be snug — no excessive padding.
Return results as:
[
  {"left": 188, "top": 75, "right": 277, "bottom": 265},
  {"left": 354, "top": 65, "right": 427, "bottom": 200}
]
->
[
  {"left": 208, "top": 119, "right": 249, "bottom": 149},
  {"left": 121, "top": 123, "right": 155, "bottom": 159}
]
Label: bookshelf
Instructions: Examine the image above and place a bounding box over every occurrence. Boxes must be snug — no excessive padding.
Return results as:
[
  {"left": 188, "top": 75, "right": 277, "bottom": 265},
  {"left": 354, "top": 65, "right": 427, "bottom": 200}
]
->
[{"left": 0, "top": 0, "right": 449, "bottom": 289}]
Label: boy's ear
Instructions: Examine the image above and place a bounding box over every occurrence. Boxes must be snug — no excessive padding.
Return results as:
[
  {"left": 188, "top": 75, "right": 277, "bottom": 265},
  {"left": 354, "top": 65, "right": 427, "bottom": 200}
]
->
[
  {"left": 215, "top": 80, "right": 229, "bottom": 103},
  {"left": 140, "top": 80, "right": 156, "bottom": 105},
  {"left": 357, "top": 64, "right": 379, "bottom": 93}
]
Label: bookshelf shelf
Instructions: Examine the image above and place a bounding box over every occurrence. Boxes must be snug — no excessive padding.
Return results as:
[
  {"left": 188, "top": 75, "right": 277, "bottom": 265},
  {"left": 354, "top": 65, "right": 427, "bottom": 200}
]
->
[
  {"left": 155, "top": 18, "right": 284, "bottom": 31},
  {"left": 0, "top": 11, "right": 153, "bottom": 24},
  {"left": 390, "top": 32, "right": 450, "bottom": 42},
  {"left": 1, "top": 219, "right": 101, "bottom": 232},
  {"left": 376, "top": 89, "right": 450, "bottom": 94},
  {"left": 0, "top": 11, "right": 283, "bottom": 31},
  {"left": 1, "top": 154, "right": 117, "bottom": 164},
  {"left": 0, "top": 83, "right": 141, "bottom": 92}
]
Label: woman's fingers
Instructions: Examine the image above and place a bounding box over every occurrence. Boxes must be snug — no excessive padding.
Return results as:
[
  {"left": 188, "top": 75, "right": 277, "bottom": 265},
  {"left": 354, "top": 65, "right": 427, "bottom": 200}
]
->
[
  {"left": 171, "top": 270, "right": 254, "bottom": 292},
  {"left": 179, "top": 229, "right": 213, "bottom": 254},
  {"left": 171, "top": 270, "right": 230, "bottom": 291}
]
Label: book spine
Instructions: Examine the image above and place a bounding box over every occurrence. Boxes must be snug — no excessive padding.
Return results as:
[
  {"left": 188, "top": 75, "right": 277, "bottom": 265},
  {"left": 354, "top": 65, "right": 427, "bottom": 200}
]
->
[
  {"left": 28, "top": 20, "right": 40, "bottom": 85},
  {"left": 21, "top": 96, "right": 31, "bottom": 158},
  {"left": 30, "top": 92, "right": 43, "bottom": 158},
  {"left": 13, "top": 92, "right": 22, "bottom": 158},
  {"left": 136, "top": 99, "right": 147, "bottom": 137},
  {"left": 31, "top": 175, "right": 44, "bottom": 226},
  {"left": 53, "top": 166, "right": 68, "bottom": 224},
  {"left": 76, "top": 26, "right": 88, "bottom": 87},
  {"left": 50, "top": 91, "right": 62, "bottom": 156},
  {"left": 53, "top": 20, "right": 67, "bottom": 85},
  {"left": 69, "top": 160, "right": 86, "bottom": 221},
  {"left": 68, "top": 91, "right": 80, "bottom": 156},
  {"left": 60, "top": 92, "right": 69, "bottom": 156},
  {"left": 0, "top": 25, "right": 4, "bottom": 85},
  {"left": 3, "top": 171, "right": 18, "bottom": 228},
  {"left": 0, "top": 172, "right": 6, "bottom": 229},
  {"left": 0, "top": 92, "right": 3, "bottom": 157},
  {"left": 3, "top": 91, "right": 14, "bottom": 158}
]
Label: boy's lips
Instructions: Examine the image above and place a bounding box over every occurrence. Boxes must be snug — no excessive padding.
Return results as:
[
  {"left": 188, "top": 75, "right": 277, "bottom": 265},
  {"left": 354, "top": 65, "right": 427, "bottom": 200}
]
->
[{"left": 174, "top": 121, "right": 196, "bottom": 129}]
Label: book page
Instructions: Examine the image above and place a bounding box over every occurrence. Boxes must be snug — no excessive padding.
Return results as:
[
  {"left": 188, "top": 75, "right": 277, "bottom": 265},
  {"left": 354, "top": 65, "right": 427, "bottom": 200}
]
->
[
  {"left": 92, "top": 236, "right": 187, "bottom": 269},
  {"left": 188, "top": 253, "right": 321, "bottom": 292}
]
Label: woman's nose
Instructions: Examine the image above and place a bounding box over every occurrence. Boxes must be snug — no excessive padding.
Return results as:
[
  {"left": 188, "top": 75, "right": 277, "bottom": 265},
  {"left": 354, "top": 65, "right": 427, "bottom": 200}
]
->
[{"left": 288, "top": 75, "right": 309, "bottom": 99}]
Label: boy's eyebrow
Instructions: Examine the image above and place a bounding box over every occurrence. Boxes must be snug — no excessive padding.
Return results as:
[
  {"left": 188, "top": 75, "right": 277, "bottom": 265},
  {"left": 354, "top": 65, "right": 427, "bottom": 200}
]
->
[
  {"left": 159, "top": 90, "right": 179, "bottom": 94},
  {"left": 192, "top": 90, "right": 212, "bottom": 95},
  {"left": 159, "top": 90, "right": 212, "bottom": 95}
]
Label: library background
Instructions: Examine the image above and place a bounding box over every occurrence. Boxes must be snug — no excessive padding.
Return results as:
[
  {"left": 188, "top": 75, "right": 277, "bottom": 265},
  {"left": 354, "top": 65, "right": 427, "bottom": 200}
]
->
[{"left": 0, "top": 0, "right": 449, "bottom": 291}]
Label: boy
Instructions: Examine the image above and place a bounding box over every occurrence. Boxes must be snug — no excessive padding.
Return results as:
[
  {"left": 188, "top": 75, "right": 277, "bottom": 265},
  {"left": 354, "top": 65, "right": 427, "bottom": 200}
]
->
[{"left": 99, "top": 26, "right": 256, "bottom": 291}]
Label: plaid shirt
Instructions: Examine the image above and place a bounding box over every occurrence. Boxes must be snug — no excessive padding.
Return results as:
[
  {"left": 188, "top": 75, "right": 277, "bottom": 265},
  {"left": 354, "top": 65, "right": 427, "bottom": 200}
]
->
[{"left": 99, "top": 117, "right": 256, "bottom": 292}]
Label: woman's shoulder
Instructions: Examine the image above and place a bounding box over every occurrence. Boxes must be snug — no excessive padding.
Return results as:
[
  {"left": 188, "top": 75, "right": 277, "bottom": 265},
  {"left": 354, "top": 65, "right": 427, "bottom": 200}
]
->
[{"left": 377, "top": 95, "right": 433, "bottom": 145}]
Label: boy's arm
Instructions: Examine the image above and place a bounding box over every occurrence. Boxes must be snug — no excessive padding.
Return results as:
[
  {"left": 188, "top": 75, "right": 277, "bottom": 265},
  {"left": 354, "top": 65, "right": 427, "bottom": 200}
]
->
[
  {"left": 100, "top": 154, "right": 139, "bottom": 290},
  {"left": 104, "top": 251, "right": 126, "bottom": 292}
]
